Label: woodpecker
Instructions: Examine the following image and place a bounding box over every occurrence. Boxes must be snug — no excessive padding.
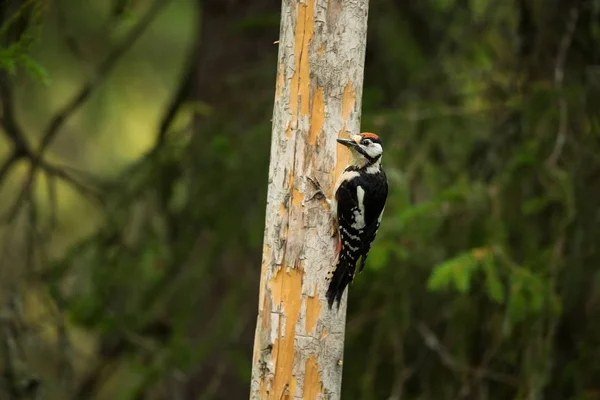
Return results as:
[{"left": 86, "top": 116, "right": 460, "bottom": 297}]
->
[{"left": 309, "top": 132, "right": 388, "bottom": 309}]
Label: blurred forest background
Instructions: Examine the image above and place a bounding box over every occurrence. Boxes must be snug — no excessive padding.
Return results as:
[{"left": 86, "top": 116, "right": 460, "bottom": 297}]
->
[{"left": 1, "top": 0, "right": 600, "bottom": 399}]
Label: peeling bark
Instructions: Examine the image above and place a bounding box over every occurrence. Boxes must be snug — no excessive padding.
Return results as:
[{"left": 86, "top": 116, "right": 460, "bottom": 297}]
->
[{"left": 250, "top": 0, "right": 370, "bottom": 399}]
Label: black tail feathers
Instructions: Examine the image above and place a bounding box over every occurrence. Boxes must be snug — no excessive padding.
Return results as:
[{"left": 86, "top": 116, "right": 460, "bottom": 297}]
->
[{"left": 326, "top": 257, "right": 356, "bottom": 310}]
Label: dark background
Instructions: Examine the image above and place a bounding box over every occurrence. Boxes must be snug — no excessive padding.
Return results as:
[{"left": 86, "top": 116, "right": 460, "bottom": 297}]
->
[{"left": 1, "top": 0, "right": 600, "bottom": 399}]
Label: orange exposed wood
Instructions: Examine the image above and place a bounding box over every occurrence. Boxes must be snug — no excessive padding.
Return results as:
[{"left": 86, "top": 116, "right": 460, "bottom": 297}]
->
[
  {"left": 260, "top": 244, "right": 272, "bottom": 330},
  {"left": 302, "top": 355, "right": 324, "bottom": 400},
  {"left": 292, "top": 188, "right": 304, "bottom": 207},
  {"left": 290, "top": 0, "right": 315, "bottom": 122},
  {"left": 275, "top": 63, "right": 285, "bottom": 99},
  {"left": 320, "top": 327, "right": 327, "bottom": 339},
  {"left": 309, "top": 86, "right": 325, "bottom": 145},
  {"left": 341, "top": 81, "right": 355, "bottom": 121},
  {"left": 305, "top": 286, "right": 321, "bottom": 334},
  {"left": 269, "top": 266, "right": 304, "bottom": 399},
  {"left": 259, "top": 379, "right": 268, "bottom": 399},
  {"left": 299, "top": 0, "right": 315, "bottom": 117}
]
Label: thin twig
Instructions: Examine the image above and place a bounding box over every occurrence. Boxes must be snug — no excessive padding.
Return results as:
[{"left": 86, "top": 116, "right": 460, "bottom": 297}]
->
[
  {"left": 546, "top": 4, "right": 580, "bottom": 166},
  {"left": 152, "top": 0, "right": 202, "bottom": 151},
  {"left": 416, "top": 322, "right": 519, "bottom": 387},
  {"left": 155, "top": 42, "right": 199, "bottom": 148},
  {"left": 1, "top": 72, "right": 101, "bottom": 218},
  {"left": 0, "top": 75, "right": 34, "bottom": 191}
]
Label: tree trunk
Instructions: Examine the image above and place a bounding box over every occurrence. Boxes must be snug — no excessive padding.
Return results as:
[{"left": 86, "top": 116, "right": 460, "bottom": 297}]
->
[{"left": 250, "top": 0, "right": 370, "bottom": 399}]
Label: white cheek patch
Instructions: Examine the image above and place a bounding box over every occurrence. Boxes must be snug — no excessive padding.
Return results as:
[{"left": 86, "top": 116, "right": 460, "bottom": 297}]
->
[{"left": 364, "top": 143, "right": 383, "bottom": 158}]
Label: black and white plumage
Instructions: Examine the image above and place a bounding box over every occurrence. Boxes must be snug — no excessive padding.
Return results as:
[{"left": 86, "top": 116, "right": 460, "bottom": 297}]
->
[{"left": 315, "top": 132, "right": 388, "bottom": 309}]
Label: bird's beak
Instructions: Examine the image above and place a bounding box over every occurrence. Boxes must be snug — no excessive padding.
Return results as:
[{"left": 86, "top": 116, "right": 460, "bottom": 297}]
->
[{"left": 336, "top": 138, "right": 358, "bottom": 149}]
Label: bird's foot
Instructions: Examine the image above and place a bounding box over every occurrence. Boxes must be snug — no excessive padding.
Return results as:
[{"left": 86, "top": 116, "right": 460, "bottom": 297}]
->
[
  {"left": 307, "top": 176, "right": 337, "bottom": 237},
  {"left": 306, "top": 176, "right": 331, "bottom": 208}
]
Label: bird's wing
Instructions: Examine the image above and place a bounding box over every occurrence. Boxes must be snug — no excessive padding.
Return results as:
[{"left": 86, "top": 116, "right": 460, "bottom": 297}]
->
[{"left": 357, "top": 210, "right": 383, "bottom": 274}]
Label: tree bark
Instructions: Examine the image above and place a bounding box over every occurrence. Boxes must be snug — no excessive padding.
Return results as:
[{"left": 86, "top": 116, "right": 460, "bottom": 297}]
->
[{"left": 250, "top": 0, "right": 370, "bottom": 399}]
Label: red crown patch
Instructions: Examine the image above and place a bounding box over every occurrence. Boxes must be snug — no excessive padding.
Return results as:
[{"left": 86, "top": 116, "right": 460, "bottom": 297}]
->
[{"left": 360, "top": 132, "right": 380, "bottom": 141}]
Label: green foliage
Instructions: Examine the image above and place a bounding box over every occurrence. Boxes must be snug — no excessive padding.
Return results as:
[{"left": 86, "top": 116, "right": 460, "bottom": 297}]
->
[
  {"left": 0, "top": 0, "right": 49, "bottom": 83},
  {"left": 0, "top": 45, "right": 49, "bottom": 83},
  {"left": 428, "top": 247, "right": 489, "bottom": 294},
  {"left": 427, "top": 246, "right": 557, "bottom": 333}
]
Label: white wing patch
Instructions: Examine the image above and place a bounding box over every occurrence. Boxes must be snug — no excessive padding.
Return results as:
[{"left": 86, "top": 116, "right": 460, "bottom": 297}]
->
[{"left": 352, "top": 186, "right": 366, "bottom": 229}]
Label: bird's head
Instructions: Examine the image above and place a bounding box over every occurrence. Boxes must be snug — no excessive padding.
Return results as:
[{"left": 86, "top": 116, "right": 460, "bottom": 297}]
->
[{"left": 337, "top": 132, "right": 383, "bottom": 167}]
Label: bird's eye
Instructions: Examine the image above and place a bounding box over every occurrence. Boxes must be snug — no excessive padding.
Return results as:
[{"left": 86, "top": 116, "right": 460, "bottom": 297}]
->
[{"left": 362, "top": 139, "right": 372, "bottom": 146}]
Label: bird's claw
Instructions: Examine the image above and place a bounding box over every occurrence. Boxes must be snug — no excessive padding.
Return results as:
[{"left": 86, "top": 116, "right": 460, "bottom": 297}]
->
[
  {"left": 307, "top": 176, "right": 337, "bottom": 237},
  {"left": 306, "top": 176, "right": 326, "bottom": 202}
]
